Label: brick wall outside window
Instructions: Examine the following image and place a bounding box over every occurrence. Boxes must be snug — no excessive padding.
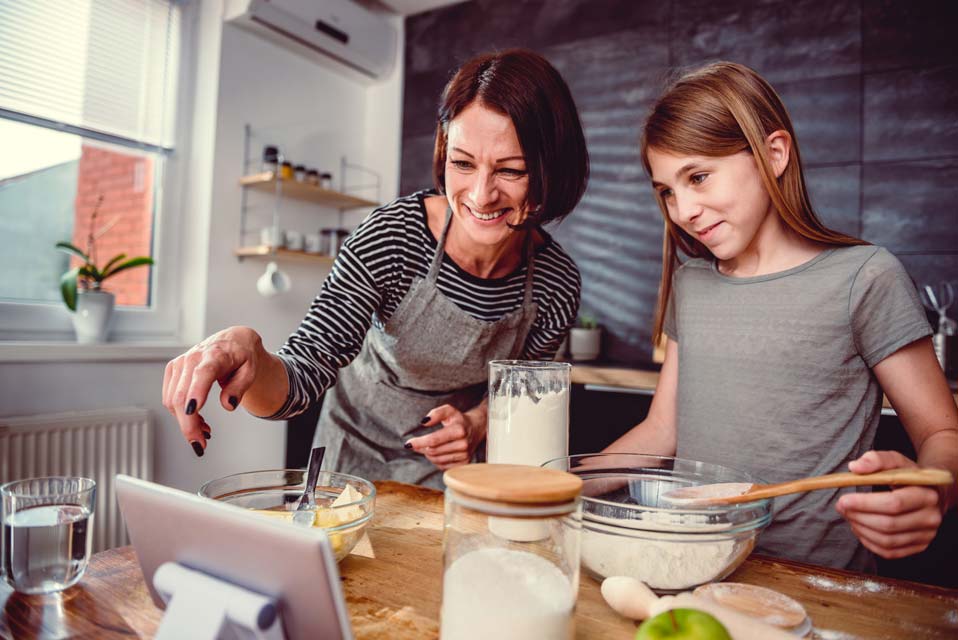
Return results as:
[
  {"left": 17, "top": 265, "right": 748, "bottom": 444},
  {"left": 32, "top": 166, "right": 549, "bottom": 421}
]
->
[{"left": 71, "top": 145, "right": 154, "bottom": 307}]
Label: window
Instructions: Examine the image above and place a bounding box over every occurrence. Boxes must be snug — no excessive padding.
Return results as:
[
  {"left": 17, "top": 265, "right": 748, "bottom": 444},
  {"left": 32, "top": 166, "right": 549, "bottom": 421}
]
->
[{"left": 0, "top": 0, "right": 184, "bottom": 341}]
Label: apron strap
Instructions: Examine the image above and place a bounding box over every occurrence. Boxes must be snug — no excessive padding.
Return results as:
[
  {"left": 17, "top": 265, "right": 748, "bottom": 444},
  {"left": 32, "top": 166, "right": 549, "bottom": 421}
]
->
[
  {"left": 428, "top": 205, "right": 537, "bottom": 305},
  {"left": 426, "top": 206, "right": 455, "bottom": 282},
  {"left": 521, "top": 230, "right": 536, "bottom": 307}
]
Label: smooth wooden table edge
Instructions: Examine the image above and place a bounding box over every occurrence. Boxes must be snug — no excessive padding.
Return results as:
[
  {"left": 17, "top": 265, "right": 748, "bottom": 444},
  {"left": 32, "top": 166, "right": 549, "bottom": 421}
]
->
[{"left": 570, "top": 363, "right": 958, "bottom": 411}]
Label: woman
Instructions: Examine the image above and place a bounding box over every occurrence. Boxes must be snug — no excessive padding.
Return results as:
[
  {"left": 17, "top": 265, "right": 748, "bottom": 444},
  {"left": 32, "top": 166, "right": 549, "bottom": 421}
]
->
[
  {"left": 607, "top": 61, "right": 958, "bottom": 571},
  {"left": 162, "top": 49, "right": 589, "bottom": 488}
]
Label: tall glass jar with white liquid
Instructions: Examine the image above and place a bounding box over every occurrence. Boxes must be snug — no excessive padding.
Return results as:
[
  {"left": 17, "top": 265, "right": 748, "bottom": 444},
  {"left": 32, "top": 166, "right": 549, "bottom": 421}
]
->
[{"left": 487, "top": 360, "right": 571, "bottom": 466}]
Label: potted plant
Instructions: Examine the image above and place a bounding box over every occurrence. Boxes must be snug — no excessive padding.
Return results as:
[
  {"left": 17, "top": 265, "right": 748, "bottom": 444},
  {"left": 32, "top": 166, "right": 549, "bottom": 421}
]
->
[
  {"left": 569, "top": 312, "right": 602, "bottom": 361},
  {"left": 56, "top": 195, "right": 154, "bottom": 343}
]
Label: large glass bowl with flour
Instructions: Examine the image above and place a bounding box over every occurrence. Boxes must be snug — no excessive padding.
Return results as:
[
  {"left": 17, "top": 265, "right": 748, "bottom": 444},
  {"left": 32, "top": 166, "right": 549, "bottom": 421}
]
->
[
  {"left": 198, "top": 469, "right": 375, "bottom": 562},
  {"left": 542, "top": 454, "right": 772, "bottom": 593}
]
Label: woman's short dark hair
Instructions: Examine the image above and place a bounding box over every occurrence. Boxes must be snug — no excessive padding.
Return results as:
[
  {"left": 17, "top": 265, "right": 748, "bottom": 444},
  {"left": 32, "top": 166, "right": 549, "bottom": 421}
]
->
[{"left": 432, "top": 49, "right": 589, "bottom": 227}]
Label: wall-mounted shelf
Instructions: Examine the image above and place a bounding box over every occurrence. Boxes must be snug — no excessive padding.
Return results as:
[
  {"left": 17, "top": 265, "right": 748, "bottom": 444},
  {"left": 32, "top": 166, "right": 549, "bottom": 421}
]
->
[
  {"left": 236, "top": 124, "right": 382, "bottom": 268},
  {"left": 238, "top": 173, "right": 379, "bottom": 210},
  {"left": 234, "top": 245, "right": 335, "bottom": 265}
]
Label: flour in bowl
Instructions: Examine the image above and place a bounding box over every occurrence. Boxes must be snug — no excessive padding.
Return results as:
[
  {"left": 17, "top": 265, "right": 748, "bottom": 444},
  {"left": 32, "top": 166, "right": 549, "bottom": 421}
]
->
[
  {"left": 440, "top": 547, "right": 574, "bottom": 639},
  {"left": 580, "top": 517, "right": 755, "bottom": 591}
]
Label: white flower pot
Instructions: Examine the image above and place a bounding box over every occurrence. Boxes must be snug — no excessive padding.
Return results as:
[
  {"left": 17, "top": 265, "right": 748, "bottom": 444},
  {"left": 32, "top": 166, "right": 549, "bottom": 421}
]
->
[
  {"left": 72, "top": 290, "right": 115, "bottom": 343},
  {"left": 569, "top": 327, "right": 601, "bottom": 361}
]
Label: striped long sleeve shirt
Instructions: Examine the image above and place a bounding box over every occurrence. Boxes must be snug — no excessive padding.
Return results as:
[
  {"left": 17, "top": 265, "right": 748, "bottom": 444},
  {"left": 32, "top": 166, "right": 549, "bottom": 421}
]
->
[{"left": 270, "top": 190, "right": 581, "bottom": 419}]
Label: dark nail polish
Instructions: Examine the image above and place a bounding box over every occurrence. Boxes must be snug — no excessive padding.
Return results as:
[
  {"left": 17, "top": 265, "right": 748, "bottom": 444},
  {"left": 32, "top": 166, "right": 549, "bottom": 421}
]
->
[
  {"left": 185, "top": 399, "right": 197, "bottom": 415},
  {"left": 420, "top": 416, "right": 429, "bottom": 424},
  {"left": 404, "top": 442, "right": 413, "bottom": 449},
  {"left": 191, "top": 441, "right": 204, "bottom": 457},
  {"left": 202, "top": 431, "right": 212, "bottom": 440},
  {"left": 228, "top": 396, "right": 238, "bottom": 409}
]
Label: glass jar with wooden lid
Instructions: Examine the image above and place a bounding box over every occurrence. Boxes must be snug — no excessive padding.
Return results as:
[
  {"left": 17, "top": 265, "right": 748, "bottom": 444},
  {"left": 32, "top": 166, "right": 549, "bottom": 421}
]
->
[{"left": 440, "top": 463, "right": 583, "bottom": 640}]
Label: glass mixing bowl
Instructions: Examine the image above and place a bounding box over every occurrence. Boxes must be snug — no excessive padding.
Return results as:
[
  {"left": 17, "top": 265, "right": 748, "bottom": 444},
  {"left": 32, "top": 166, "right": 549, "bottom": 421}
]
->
[
  {"left": 198, "top": 469, "right": 375, "bottom": 562},
  {"left": 543, "top": 454, "right": 772, "bottom": 593}
]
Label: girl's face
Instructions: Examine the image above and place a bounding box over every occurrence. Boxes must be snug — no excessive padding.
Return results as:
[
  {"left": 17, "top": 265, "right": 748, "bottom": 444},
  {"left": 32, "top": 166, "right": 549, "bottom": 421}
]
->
[
  {"left": 444, "top": 101, "right": 532, "bottom": 248},
  {"left": 647, "top": 147, "right": 775, "bottom": 262}
]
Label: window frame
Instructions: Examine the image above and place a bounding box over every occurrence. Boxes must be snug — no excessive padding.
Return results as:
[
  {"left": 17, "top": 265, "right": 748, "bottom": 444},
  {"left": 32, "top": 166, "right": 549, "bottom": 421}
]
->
[{"left": 0, "top": 1, "right": 197, "bottom": 344}]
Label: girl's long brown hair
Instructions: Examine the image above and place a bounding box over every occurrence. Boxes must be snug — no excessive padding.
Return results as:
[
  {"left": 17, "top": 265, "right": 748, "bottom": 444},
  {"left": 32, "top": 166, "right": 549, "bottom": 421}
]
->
[{"left": 642, "top": 62, "right": 867, "bottom": 345}]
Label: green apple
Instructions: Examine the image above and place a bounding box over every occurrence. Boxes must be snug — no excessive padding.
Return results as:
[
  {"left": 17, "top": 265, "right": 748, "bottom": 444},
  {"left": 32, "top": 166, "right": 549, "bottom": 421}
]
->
[{"left": 635, "top": 608, "right": 732, "bottom": 640}]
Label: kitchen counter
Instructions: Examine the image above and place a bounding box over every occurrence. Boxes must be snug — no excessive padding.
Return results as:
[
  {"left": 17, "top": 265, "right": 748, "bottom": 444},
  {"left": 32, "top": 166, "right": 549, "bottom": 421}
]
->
[
  {"left": 571, "top": 363, "right": 958, "bottom": 414},
  {"left": 2, "top": 481, "right": 955, "bottom": 639}
]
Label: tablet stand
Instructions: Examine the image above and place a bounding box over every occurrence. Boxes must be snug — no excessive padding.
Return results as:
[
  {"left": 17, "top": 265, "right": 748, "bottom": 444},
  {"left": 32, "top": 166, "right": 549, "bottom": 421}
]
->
[{"left": 153, "top": 562, "right": 285, "bottom": 640}]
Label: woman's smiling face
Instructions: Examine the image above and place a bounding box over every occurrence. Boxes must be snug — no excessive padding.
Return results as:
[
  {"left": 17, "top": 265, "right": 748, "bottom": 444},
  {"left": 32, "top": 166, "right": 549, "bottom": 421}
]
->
[
  {"left": 647, "top": 147, "right": 775, "bottom": 262},
  {"left": 443, "top": 100, "right": 532, "bottom": 248}
]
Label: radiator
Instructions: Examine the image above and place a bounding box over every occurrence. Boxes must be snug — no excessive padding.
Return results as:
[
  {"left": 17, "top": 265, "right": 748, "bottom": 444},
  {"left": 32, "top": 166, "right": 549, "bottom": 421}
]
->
[{"left": 0, "top": 407, "right": 153, "bottom": 552}]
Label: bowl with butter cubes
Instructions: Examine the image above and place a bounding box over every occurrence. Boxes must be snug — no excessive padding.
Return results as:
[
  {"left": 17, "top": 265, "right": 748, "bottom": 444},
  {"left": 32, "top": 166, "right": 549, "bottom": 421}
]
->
[{"left": 198, "top": 469, "right": 376, "bottom": 561}]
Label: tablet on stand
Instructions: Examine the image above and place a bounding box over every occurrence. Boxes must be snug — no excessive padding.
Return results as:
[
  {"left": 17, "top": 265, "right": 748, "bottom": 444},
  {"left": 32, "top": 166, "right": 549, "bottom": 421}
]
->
[{"left": 116, "top": 474, "right": 353, "bottom": 640}]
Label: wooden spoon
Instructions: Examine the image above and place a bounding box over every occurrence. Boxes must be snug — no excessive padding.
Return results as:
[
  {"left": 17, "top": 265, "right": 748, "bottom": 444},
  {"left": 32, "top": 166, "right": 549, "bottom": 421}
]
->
[{"left": 661, "top": 467, "right": 954, "bottom": 506}]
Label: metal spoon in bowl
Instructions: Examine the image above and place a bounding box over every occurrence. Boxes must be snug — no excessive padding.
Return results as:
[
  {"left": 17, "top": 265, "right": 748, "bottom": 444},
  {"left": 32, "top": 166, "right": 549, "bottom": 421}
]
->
[
  {"left": 661, "top": 467, "right": 953, "bottom": 506},
  {"left": 292, "top": 446, "right": 326, "bottom": 526}
]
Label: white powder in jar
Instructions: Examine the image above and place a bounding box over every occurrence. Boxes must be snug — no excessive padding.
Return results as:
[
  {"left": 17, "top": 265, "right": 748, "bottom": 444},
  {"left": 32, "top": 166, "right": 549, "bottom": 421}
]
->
[
  {"left": 440, "top": 547, "right": 574, "bottom": 640},
  {"left": 580, "top": 517, "right": 755, "bottom": 591}
]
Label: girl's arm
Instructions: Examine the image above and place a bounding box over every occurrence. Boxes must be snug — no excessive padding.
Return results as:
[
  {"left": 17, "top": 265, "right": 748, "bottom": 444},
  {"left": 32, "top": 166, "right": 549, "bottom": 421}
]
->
[
  {"left": 836, "top": 336, "right": 958, "bottom": 559},
  {"left": 603, "top": 338, "right": 680, "bottom": 457}
]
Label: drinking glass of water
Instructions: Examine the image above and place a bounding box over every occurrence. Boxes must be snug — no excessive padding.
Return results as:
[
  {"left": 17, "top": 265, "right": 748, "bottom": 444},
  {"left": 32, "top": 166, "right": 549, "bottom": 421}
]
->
[{"left": 1, "top": 476, "right": 96, "bottom": 594}]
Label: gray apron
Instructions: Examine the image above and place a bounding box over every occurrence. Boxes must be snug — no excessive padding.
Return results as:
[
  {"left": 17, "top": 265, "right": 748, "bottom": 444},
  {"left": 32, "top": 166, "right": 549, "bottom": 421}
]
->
[{"left": 314, "top": 207, "right": 539, "bottom": 488}]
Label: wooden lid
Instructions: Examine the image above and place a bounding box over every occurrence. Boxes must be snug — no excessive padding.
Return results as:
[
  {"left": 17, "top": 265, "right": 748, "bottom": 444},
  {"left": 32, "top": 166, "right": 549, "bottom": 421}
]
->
[{"left": 443, "top": 463, "right": 582, "bottom": 504}]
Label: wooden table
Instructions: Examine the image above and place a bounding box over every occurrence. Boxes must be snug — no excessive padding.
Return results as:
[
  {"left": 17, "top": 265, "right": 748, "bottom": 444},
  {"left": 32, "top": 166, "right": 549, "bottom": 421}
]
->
[{"left": 2, "top": 481, "right": 956, "bottom": 639}]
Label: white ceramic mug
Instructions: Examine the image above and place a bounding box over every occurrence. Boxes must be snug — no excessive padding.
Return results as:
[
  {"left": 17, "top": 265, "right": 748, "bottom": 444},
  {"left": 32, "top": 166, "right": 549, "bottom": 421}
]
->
[
  {"left": 285, "top": 230, "right": 304, "bottom": 251},
  {"left": 304, "top": 233, "right": 322, "bottom": 254},
  {"left": 260, "top": 227, "right": 285, "bottom": 248},
  {"left": 256, "top": 261, "right": 291, "bottom": 297}
]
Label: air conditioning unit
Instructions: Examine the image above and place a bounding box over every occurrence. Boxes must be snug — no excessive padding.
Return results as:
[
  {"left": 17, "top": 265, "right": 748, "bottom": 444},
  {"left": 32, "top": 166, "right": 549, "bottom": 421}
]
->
[{"left": 223, "top": 0, "right": 397, "bottom": 82}]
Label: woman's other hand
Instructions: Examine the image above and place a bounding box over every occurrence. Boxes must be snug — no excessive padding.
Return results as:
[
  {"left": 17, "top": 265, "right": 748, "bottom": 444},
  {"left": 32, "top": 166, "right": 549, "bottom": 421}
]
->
[
  {"left": 835, "top": 450, "right": 947, "bottom": 559},
  {"left": 405, "top": 403, "right": 487, "bottom": 471},
  {"left": 162, "top": 326, "right": 272, "bottom": 456}
]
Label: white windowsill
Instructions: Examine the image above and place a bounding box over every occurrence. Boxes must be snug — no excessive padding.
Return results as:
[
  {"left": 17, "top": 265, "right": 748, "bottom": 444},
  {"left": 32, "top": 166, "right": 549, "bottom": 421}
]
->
[{"left": 0, "top": 342, "right": 189, "bottom": 363}]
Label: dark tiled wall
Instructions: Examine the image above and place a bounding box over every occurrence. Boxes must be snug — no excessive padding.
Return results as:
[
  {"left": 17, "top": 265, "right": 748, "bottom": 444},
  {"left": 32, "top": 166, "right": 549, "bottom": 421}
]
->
[{"left": 401, "top": 0, "right": 958, "bottom": 365}]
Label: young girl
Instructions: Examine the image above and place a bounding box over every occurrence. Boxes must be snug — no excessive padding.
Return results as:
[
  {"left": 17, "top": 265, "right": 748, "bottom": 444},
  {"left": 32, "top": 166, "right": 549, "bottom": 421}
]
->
[{"left": 607, "top": 61, "right": 958, "bottom": 572}]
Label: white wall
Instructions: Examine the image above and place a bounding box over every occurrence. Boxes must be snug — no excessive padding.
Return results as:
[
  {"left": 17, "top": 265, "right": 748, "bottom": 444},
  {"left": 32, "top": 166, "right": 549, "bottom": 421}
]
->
[{"left": 0, "top": 4, "right": 405, "bottom": 494}]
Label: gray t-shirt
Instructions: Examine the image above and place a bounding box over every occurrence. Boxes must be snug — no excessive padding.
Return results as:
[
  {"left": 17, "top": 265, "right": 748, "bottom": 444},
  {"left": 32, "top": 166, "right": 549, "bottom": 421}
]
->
[{"left": 664, "top": 245, "right": 931, "bottom": 571}]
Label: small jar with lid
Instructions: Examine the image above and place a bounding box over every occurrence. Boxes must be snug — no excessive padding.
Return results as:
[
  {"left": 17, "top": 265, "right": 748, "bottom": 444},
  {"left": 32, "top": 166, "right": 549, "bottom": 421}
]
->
[
  {"left": 319, "top": 172, "right": 333, "bottom": 190},
  {"left": 440, "top": 464, "right": 582, "bottom": 640},
  {"left": 318, "top": 228, "right": 333, "bottom": 255},
  {"left": 279, "top": 161, "right": 294, "bottom": 180},
  {"left": 293, "top": 164, "right": 306, "bottom": 181},
  {"left": 262, "top": 145, "right": 279, "bottom": 174},
  {"left": 328, "top": 228, "right": 350, "bottom": 259},
  {"left": 305, "top": 169, "right": 320, "bottom": 186}
]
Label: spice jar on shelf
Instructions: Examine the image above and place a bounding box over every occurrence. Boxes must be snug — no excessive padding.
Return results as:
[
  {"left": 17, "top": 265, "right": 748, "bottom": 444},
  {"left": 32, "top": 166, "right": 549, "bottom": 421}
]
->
[
  {"left": 262, "top": 145, "right": 279, "bottom": 174},
  {"left": 294, "top": 164, "right": 306, "bottom": 181},
  {"left": 320, "top": 172, "right": 333, "bottom": 190},
  {"left": 305, "top": 169, "right": 320, "bottom": 186},
  {"left": 304, "top": 232, "right": 322, "bottom": 254},
  {"left": 329, "top": 228, "right": 350, "bottom": 259},
  {"left": 318, "top": 228, "right": 333, "bottom": 255},
  {"left": 279, "top": 161, "right": 294, "bottom": 180},
  {"left": 440, "top": 464, "right": 582, "bottom": 640}
]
